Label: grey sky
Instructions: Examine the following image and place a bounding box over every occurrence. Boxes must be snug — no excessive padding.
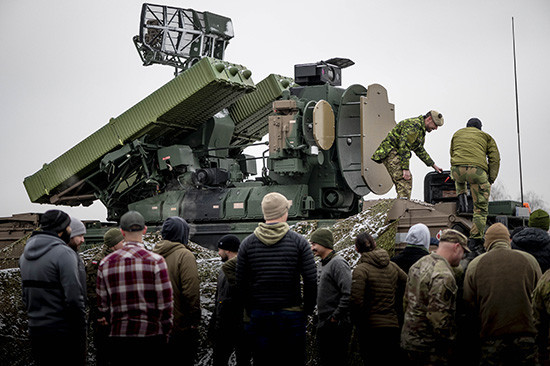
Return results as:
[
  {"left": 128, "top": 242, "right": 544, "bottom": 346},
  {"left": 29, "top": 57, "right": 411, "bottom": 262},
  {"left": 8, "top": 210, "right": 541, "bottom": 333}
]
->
[{"left": 1, "top": 0, "right": 549, "bottom": 221}]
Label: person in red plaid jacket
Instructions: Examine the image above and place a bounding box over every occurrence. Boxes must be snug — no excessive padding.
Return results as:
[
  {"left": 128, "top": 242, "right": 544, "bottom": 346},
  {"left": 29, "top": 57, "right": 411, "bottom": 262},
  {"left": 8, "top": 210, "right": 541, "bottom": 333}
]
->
[{"left": 97, "top": 211, "right": 173, "bottom": 365}]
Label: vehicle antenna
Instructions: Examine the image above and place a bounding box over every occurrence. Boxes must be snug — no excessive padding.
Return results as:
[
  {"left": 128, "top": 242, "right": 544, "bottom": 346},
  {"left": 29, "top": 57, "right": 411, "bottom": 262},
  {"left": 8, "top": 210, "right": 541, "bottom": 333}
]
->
[{"left": 512, "top": 17, "right": 524, "bottom": 205}]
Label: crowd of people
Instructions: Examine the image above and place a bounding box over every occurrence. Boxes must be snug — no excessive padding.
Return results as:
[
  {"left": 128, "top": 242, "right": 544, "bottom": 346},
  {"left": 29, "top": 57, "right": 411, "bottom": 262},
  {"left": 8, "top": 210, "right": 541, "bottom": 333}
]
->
[{"left": 17, "top": 112, "right": 550, "bottom": 366}]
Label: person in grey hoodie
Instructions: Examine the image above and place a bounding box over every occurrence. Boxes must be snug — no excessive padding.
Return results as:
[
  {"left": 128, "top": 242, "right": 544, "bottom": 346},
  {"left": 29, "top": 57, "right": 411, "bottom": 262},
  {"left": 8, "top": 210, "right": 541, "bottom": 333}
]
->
[
  {"left": 19, "top": 209, "right": 87, "bottom": 366},
  {"left": 236, "top": 192, "right": 317, "bottom": 366},
  {"left": 153, "top": 216, "right": 200, "bottom": 366},
  {"left": 391, "top": 223, "right": 431, "bottom": 273},
  {"left": 310, "top": 228, "right": 352, "bottom": 366}
]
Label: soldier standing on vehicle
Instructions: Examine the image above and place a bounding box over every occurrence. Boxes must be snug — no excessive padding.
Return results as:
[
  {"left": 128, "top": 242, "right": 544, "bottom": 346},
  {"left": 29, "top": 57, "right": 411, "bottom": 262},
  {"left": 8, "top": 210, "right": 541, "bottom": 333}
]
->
[
  {"left": 401, "top": 229, "right": 469, "bottom": 365},
  {"left": 450, "top": 118, "right": 500, "bottom": 255},
  {"left": 372, "top": 110, "right": 444, "bottom": 199}
]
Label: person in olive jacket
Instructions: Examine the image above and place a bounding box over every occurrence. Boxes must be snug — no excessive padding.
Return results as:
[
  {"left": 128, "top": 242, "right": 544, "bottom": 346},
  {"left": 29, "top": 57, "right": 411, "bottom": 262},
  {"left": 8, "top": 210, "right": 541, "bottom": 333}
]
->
[
  {"left": 351, "top": 232, "right": 408, "bottom": 365},
  {"left": 450, "top": 118, "right": 500, "bottom": 253},
  {"left": 153, "top": 216, "right": 200, "bottom": 366}
]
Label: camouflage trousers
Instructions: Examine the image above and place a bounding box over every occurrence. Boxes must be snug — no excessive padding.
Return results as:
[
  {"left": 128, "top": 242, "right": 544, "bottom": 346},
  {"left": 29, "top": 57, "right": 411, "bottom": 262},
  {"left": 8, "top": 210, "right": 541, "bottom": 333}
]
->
[
  {"left": 480, "top": 336, "right": 537, "bottom": 366},
  {"left": 383, "top": 149, "right": 412, "bottom": 199},
  {"left": 451, "top": 166, "right": 491, "bottom": 239}
]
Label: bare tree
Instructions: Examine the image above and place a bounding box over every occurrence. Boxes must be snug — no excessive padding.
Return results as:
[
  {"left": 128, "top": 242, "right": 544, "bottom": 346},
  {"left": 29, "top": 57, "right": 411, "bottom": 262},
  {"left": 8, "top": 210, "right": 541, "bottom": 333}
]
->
[
  {"left": 519, "top": 191, "right": 550, "bottom": 212},
  {"left": 489, "top": 181, "right": 510, "bottom": 201}
]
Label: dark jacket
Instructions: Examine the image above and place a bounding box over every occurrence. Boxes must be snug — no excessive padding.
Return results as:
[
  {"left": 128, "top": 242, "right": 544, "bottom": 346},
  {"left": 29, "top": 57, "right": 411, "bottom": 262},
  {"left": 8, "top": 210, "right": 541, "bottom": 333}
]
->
[
  {"left": 316, "top": 252, "right": 351, "bottom": 327},
  {"left": 236, "top": 222, "right": 317, "bottom": 314},
  {"left": 351, "top": 249, "right": 408, "bottom": 328},
  {"left": 211, "top": 257, "right": 242, "bottom": 331},
  {"left": 512, "top": 227, "right": 550, "bottom": 273},
  {"left": 391, "top": 245, "right": 429, "bottom": 274},
  {"left": 19, "top": 231, "right": 86, "bottom": 335}
]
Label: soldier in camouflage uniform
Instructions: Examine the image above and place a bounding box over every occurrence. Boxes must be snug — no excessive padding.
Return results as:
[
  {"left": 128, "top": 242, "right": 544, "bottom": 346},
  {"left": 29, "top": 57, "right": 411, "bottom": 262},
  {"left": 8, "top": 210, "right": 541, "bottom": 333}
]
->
[
  {"left": 85, "top": 228, "right": 124, "bottom": 366},
  {"left": 450, "top": 118, "right": 500, "bottom": 253},
  {"left": 532, "top": 268, "right": 550, "bottom": 364},
  {"left": 372, "top": 110, "right": 444, "bottom": 199},
  {"left": 401, "top": 229, "right": 469, "bottom": 365}
]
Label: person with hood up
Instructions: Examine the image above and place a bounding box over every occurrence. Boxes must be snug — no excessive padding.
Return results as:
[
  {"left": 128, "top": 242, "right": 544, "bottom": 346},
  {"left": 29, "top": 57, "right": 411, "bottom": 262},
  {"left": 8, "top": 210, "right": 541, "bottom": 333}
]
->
[
  {"left": 512, "top": 209, "right": 550, "bottom": 273},
  {"left": 351, "top": 232, "right": 407, "bottom": 365},
  {"left": 19, "top": 209, "right": 87, "bottom": 366},
  {"left": 236, "top": 192, "right": 317, "bottom": 366},
  {"left": 153, "top": 216, "right": 200, "bottom": 366},
  {"left": 391, "top": 223, "right": 431, "bottom": 274}
]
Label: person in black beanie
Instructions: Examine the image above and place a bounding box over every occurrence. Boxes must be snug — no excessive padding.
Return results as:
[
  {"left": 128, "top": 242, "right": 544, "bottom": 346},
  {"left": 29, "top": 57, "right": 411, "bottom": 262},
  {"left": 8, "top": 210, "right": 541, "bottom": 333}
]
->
[
  {"left": 211, "top": 234, "right": 251, "bottom": 366},
  {"left": 19, "top": 209, "right": 87, "bottom": 366}
]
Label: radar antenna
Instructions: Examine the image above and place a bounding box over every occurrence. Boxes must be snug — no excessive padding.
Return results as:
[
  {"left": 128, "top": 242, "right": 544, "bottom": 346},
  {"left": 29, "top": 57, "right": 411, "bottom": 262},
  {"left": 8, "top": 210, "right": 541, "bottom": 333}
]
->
[{"left": 133, "top": 3, "right": 234, "bottom": 75}]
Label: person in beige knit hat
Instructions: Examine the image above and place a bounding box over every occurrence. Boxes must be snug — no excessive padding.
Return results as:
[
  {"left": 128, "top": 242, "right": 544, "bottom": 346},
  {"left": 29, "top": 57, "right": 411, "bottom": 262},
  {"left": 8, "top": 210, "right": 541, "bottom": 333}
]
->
[
  {"left": 236, "top": 192, "right": 317, "bottom": 365},
  {"left": 261, "top": 192, "right": 291, "bottom": 221},
  {"left": 464, "top": 223, "right": 542, "bottom": 365}
]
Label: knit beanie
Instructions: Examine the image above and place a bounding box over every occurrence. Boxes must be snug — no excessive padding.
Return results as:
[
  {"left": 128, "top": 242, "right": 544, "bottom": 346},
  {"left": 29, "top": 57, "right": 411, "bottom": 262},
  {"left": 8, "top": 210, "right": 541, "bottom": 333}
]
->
[
  {"left": 218, "top": 234, "right": 241, "bottom": 252},
  {"left": 310, "top": 228, "right": 334, "bottom": 249},
  {"left": 261, "top": 192, "right": 291, "bottom": 221},
  {"left": 466, "top": 118, "right": 482, "bottom": 130},
  {"left": 529, "top": 209, "right": 550, "bottom": 231},
  {"left": 69, "top": 217, "right": 86, "bottom": 238},
  {"left": 40, "top": 210, "right": 71, "bottom": 233},
  {"left": 405, "top": 223, "right": 431, "bottom": 251},
  {"left": 484, "top": 222, "right": 510, "bottom": 249},
  {"left": 104, "top": 228, "right": 124, "bottom": 248}
]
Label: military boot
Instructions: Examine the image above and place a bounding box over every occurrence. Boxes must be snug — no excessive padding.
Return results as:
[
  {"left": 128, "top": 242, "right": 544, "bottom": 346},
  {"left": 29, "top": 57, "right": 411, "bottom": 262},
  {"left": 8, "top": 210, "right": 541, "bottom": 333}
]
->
[{"left": 457, "top": 193, "right": 469, "bottom": 214}]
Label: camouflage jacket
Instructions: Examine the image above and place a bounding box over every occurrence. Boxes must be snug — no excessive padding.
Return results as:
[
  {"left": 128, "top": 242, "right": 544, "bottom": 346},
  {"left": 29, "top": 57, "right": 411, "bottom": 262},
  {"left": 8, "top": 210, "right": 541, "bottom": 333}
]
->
[
  {"left": 532, "top": 269, "right": 550, "bottom": 361},
  {"left": 85, "top": 245, "right": 112, "bottom": 322},
  {"left": 401, "top": 253, "right": 458, "bottom": 352},
  {"left": 372, "top": 115, "right": 435, "bottom": 170}
]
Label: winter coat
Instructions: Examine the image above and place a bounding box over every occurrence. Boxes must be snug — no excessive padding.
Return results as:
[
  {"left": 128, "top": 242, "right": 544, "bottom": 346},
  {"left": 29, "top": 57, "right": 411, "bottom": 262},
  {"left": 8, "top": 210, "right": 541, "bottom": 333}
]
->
[
  {"left": 450, "top": 127, "right": 500, "bottom": 183},
  {"left": 464, "top": 241, "right": 542, "bottom": 339},
  {"left": 19, "top": 231, "right": 86, "bottom": 335},
  {"left": 153, "top": 239, "right": 200, "bottom": 333},
  {"left": 391, "top": 245, "right": 429, "bottom": 274},
  {"left": 512, "top": 227, "right": 550, "bottom": 273},
  {"left": 210, "top": 257, "right": 243, "bottom": 332},
  {"left": 316, "top": 252, "right": 351, "bottom": 328},
  {"left": 236, "top": 222, "right": 317, "bottom": 314},
  {"left": 351, "top": 249, "right": 408, "bottom": 329}
]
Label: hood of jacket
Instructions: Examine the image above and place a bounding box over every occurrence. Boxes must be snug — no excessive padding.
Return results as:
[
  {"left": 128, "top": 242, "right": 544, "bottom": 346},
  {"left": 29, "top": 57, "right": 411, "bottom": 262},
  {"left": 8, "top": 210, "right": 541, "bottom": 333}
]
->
[
  {"left": 512, "top": 227, "right": 550, "bottom": 251},
  {"left": 253, "top": 222, "right": 290, "bottom": 245},
  {"left": 23, "top": 231, "right": 67, "bottom": 261},
  {"left": 405, "top": 223, "right": 430, "bottom": 251},
  {"left": 161, "top": 216, "right": 189, "bottom": 245},
  {"left": 153, "top": 239, "right": 186, "bottom": 258},
  {"left": 359, "top": 248, "right": 390, "bottom": 268}
]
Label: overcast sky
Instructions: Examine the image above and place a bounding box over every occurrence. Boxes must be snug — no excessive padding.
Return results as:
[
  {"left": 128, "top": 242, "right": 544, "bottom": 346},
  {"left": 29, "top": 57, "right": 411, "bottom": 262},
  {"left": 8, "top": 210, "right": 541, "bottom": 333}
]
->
[{"left": 1, "top": 0, "right": 549, "bottom": 221}]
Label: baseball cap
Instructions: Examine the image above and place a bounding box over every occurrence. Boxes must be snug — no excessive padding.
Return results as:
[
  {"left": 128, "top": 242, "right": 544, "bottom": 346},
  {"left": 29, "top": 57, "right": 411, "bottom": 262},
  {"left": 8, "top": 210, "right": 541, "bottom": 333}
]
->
[
  {"left": 120, "top": 211, "right": 145, "bottom": 232},
  {"left": 439, "top": 229, "right": 470, "bottom": 253}
]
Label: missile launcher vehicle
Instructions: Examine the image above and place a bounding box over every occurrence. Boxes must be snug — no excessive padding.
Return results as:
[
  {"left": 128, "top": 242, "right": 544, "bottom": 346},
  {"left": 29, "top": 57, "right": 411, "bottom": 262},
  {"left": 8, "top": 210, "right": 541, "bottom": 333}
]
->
[{"left": 23, "top": 3, "right": 397, "bottom": 248}]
